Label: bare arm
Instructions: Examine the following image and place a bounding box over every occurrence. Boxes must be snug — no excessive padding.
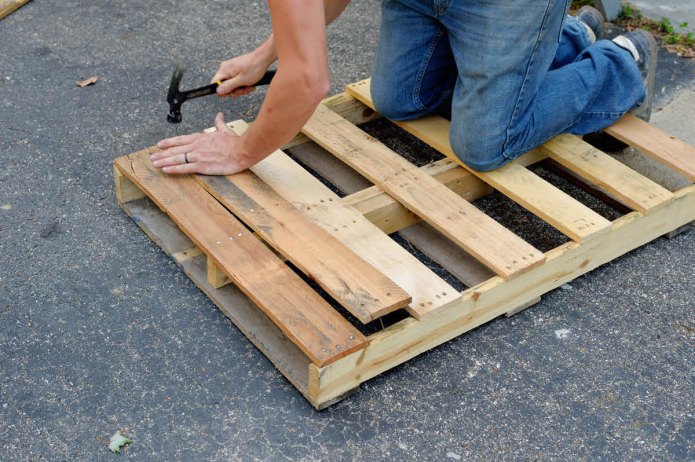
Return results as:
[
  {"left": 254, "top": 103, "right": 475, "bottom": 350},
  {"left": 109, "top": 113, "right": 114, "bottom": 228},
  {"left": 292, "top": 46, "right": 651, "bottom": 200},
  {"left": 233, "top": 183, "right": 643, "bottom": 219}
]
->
[
  {"left": 153, "top": 0, "right": 348, "bottom": 175},
  {"left": 211, "top": 0, "right": 351, "bottom": 97},
  {"left": 232, "top": 0, "right": 331, "bottom": 165}
]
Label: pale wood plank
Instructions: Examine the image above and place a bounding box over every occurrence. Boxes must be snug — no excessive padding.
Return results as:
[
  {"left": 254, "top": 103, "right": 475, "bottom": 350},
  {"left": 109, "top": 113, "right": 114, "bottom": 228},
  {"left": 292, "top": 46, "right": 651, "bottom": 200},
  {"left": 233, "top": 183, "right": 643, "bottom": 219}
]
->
[
  {"left": 311, "top": 184, "right": 695, "bottom": 405},
  {"left": 484, "top": 162, "right": 612, "bottom": 242},
  {"left": 119, "top": 198, "right": 317, "bottom": 403},
  {"left": 289, "top": 142, "right": 496, "bottom": 288},
  {"left": 114, "top": 166, "right": 146, "bottom": 204},
  {"left": 302, "top": 103, "right": 545, "bottom": 279},
  {"left": 504, "top": 296, "right": 541, "bottom": 317},
  {"left": 604, "top": 114, "right": 695, "bottom": 182},
  {"left": 343, "top": 159, "right": 493, "bottom": 234},
  {"left": 0, "top": 0, "right": 30, "bottom": 20},
  {"left": 228, "top": 121, "right": 461, "bottom": 320},
  {"left": 207, "top": 257, "right": 230, "bottom": 289},
  {"left": 196, "top": 172, "right": 412, "bottom": 323},
  {"left": 114, "top": 150, "right": 367, "bottom": 367},
  {"left": 346, "top": 79, "right": 613, "bottom": 242},
  {"left": 293, "top": 140, "right": 494, "bottom": 235},
  {"left": 542, "top": 135, "right": 674, "bottom": 213}
]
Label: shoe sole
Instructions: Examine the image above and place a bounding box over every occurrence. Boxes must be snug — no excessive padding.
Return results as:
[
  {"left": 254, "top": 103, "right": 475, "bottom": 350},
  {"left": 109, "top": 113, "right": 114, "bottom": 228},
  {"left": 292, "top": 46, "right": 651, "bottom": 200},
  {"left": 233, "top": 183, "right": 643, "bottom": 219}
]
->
[{"left": 631, "top": 32, "right": 658, "bottom": 122}]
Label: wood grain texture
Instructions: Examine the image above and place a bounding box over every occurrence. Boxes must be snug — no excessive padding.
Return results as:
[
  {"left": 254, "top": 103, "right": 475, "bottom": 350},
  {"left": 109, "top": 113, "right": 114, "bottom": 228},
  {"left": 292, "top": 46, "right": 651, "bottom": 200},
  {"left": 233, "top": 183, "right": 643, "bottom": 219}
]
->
[
  {"left": 227, "top": 121, "right": 461, "bottom": 320},
  {"left": 0, "top": 0, "right": 30, "bottom": 20},
  {"left": 119, "top": 198, "right": 320, "bottom": 403},
  {"left": 114, "top": 166, "right": 146, "bottom": 204},
  {"left": 287, "top": 141, "right": 496, "bottom": 289},
  {"left": 542, "top": 135, "right": 674, "bottom": 213},
  {"left": 196, "top": 172, "right": 412, "bottom": 323},
  {"left": 114, "top": 150, "right": 367, "bottom": 366},
  {"left": 312, "top": 184, "right": 695, "bottom": 405},
  {"left": 346, "top": 79, "right": 613, "bottom": 243},
  {"left": 604, "top": 114, "right": 695, "bottom": 181},
  {"left": 302, "top": 103, "right": 545, "bottom": 279}
]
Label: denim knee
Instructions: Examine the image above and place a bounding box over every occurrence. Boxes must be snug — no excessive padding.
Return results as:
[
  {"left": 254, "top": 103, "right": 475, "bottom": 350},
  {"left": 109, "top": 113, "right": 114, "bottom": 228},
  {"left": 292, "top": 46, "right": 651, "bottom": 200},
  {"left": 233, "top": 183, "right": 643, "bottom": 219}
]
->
[
  {"left": 371, "top": 83, "right": 424, "bottom": 121},
  {"left": 449, "top": 125, "right": 509, "bottom": 172}
]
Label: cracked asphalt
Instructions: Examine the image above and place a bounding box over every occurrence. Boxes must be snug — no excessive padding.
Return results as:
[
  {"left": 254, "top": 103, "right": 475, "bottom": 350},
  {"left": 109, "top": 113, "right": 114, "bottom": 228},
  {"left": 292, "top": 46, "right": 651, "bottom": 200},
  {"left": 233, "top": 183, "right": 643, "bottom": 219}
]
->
[{"left": 1, "top": 1, "right": 693, "bottom": 460}]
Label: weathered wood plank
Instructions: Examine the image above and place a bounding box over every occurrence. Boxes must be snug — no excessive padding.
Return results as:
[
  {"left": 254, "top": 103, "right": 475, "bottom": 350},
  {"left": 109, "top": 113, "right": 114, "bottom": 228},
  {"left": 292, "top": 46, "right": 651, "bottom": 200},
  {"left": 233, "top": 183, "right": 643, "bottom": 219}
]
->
[
  {"left": 195, "top": 172, "right": 412, "bottom": 323},
  {"left": 119, "top": 197, "right": 317, "bottom": 402},
  {"left": 345, "top": 79, "right": 613, "bottom": 243},
  {"left": 604, "top": 114, "right": 695, "bottom": 182},
  {"left": 227, "top": 121, "right": 461, "bottom": 320},
  {"left": 114, "top": 166, "right": 146, "bottom": 204},
  {"left": 288, "top": 142, "right": 495, "bottom": 289},
  {"left": 542, "top": 135, "right": 674, "bottom": 213},
  {"left": 114, "top": 150, "right": 367, "bottom": 366},
  {"left": 311, "top": 184, "right": 695, "bottom": 405},
  {"left": 302, "top": 103, "right": 545, "bottom": 279},
  {"left": 0, "top": 0, "right": 30, "bottom": 20}
]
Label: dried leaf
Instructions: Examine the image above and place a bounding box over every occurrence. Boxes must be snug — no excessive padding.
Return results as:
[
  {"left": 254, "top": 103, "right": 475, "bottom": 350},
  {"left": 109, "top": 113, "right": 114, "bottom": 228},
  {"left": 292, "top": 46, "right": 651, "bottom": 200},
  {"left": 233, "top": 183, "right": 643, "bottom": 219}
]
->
[
  {"left": 108, "top": 431, "right": 133, "bottom": 453},
  {"left": 76, "top": 76, "right": 98, "bottom": 87}
]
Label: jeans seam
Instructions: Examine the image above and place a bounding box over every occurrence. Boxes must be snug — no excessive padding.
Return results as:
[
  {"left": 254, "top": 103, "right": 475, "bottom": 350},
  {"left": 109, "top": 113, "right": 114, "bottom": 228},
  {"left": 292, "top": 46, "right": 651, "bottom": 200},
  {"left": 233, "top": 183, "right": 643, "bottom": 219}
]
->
[
  {"left": 515, "top": 110, "right": 623, "bottom": 154},
  {"left": 502, "top": 0, "right": 557, "bottom": 160},
  {"left": 413, "top": 28, "right": 446, "bottom": 112},
  {"left": 435, "top": 0, "right": 452, "bottom": 17}
]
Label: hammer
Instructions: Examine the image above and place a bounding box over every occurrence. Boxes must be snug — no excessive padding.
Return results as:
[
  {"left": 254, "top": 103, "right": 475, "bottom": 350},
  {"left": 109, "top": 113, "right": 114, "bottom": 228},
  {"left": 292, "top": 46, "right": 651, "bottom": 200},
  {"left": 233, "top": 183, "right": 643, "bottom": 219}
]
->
[{"left": 166, "top": 64, "right": 276, "bottom": 123}]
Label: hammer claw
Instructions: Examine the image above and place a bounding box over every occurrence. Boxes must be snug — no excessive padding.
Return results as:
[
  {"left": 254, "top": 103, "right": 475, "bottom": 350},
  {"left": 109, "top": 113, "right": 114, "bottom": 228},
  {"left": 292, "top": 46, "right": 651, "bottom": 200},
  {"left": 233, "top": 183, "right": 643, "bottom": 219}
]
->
[{"left": 166, "top": 64, "right": 275, "bottom": 124}]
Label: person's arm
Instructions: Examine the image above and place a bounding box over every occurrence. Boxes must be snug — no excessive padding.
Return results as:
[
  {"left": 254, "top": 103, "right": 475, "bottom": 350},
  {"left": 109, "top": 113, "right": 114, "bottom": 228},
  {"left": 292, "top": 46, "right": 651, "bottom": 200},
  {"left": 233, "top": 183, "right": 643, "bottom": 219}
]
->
[
  {"left": 212, "top": 0, "right": 350, "bottom": 98},
  {"left": 152, "top": 0, "right": 349, "bottom": 176}
]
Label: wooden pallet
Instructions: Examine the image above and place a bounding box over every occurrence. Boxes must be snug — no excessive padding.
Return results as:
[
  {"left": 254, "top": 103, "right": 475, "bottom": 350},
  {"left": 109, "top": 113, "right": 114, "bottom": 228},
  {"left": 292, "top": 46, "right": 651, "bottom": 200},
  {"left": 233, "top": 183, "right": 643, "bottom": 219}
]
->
[{"left": 114, "top": 79, "right": 695, "bottom": 409}]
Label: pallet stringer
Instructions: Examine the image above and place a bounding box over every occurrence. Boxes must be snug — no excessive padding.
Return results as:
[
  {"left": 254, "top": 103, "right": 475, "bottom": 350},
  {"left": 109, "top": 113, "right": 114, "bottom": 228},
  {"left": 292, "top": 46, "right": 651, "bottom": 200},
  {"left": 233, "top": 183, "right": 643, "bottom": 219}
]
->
[
  {"left": 115, "top": 83, "right": 695, "bottom": 410},
  {"left": 308, "top": 184, "right": 695, "bottom": 406}
]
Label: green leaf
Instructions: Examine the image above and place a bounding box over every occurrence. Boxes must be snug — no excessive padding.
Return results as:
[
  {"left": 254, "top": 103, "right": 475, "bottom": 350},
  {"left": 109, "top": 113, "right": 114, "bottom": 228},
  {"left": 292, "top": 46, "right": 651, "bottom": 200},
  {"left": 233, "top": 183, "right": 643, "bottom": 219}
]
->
[{"left": 108, "top": 431, "right": 133, "bottom": 453}]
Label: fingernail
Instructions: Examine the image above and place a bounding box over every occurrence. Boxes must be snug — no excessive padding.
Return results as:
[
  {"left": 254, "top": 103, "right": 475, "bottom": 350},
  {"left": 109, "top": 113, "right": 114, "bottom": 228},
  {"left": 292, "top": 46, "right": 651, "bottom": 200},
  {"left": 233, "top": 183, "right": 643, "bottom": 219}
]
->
[{"left": 156, "top": 141, "right": 163, "bottom": 147}]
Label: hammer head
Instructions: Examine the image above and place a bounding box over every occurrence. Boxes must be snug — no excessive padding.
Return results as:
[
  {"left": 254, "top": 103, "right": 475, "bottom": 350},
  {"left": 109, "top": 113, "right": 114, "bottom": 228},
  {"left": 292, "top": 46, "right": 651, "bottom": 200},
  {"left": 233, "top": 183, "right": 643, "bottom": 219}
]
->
[{"left": 166, "top": 64, "right": 186, "bottom": 123}]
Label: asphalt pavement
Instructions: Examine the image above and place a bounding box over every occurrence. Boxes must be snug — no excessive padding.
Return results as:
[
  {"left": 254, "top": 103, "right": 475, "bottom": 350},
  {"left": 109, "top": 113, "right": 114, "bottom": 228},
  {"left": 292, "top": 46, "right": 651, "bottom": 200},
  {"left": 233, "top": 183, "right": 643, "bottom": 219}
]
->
[{"left": 1, "top": 1, "right": 693, "bottom": 461}]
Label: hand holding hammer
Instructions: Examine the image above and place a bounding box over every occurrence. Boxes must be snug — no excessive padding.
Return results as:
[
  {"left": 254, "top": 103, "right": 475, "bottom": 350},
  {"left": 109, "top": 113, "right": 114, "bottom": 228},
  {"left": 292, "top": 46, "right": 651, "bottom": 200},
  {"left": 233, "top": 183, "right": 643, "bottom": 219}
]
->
[{"left": 167, "top": 63, "right": 275, "bottom": 123}]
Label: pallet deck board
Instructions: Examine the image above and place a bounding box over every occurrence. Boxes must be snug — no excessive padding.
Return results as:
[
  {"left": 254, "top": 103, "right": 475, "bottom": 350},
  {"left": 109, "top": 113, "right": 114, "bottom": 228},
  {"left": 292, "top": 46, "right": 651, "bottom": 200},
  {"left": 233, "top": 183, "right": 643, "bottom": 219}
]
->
[
  {"left": 311, "top": 185, "right": 695, "bottom": 404},
  {"left": 345, "top": 79, "right": 615, "bottom": 243},
  {"left": 303, "top": 103, "right": 546, "bottom": 279},
  {"left": 195, "top": 171, "right": 412, "bottom": 323},
  {"left": 114, "top": 150, "right": 367, "bottom": 367},
  {"left": 230, "top": 121, "right": 462, "bottom": 320},
  {"left": 604, "top": 114, "right": 695, "bottom": 181},
  {"left": 115, "top": 82, "right": 695, "bottom": 409},
  {"left": 287, "top": 143, "right": 496, "bottom": 288},
  {"left": 542, "top": 135, "right": 674, "bottom": 213},
  {"left": 119, "top": 197, "right": 318, "bottom": 401}
]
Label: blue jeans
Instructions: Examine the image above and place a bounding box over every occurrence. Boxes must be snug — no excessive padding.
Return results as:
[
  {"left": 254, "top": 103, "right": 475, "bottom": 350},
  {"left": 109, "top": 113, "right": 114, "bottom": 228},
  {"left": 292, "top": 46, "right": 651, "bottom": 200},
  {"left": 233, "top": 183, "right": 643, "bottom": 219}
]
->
[{"left": 371, "top": 0, "right": 644, "bottom": 171}]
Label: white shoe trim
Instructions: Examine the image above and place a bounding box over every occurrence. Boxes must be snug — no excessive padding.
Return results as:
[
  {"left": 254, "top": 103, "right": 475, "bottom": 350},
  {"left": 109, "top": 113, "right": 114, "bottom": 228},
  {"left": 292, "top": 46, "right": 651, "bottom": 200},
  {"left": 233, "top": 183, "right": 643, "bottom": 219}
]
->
[
  {"left": 581, "top": 21, "right": 596, "bottom": 44},
  {"left": 612, "top": 35, "right": 640, "bottom": 61}
]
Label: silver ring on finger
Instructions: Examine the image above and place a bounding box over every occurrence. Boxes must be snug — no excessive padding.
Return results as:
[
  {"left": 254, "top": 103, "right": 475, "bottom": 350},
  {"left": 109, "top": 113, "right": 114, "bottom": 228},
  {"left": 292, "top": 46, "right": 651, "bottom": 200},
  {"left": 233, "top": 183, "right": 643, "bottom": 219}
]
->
[{"left": 184, "top": 152, "right": 190, "bottom": 164}]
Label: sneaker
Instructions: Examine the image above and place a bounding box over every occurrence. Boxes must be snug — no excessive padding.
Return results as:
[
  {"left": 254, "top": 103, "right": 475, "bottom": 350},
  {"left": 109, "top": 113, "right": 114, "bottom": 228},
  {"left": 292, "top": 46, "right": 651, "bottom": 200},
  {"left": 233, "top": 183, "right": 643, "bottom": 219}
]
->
[
  {"left": 612, "top": 29, "right": 658, "bottom": 121},
  {"left": 577, "top": 6, "right": 605, "bottom": 43},
  {"left": 583, "top": 29, "right": 658, "bottom": 152}
]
